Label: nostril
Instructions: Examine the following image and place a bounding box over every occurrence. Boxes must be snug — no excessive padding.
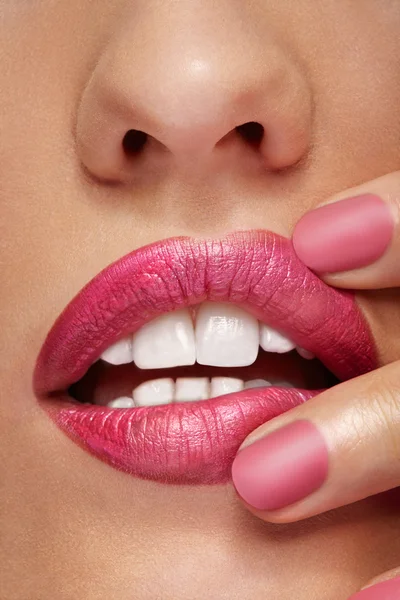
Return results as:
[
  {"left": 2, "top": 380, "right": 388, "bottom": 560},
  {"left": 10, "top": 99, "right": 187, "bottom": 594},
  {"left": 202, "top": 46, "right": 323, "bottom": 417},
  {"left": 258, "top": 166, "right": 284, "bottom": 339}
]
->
[
  {"left": 236, "top": 122, "right": 264, "bottom": 148},
  {"left": 122, "top": 129, "right": 148, "bottom": 155}
]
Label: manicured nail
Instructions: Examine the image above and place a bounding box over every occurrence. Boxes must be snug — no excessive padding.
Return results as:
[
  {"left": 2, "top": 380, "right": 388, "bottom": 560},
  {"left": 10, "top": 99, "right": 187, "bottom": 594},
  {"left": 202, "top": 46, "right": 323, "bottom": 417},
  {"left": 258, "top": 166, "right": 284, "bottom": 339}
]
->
[
  {"left": 348, "top": 577, "right": 400, "bottom": 599},
  {"left": 292, "top": 194, "right": 394, "bottom": 273},
  {"left": 231, "top": 420, "right": 329, "bottom": 511}
]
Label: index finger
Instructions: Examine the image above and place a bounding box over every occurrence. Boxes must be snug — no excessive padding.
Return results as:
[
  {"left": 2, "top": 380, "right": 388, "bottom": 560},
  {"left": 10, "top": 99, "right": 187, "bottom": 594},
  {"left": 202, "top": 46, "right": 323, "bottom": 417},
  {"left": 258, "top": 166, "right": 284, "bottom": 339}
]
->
[{"left": 292, "top": 172, "right": 399, "bottom": 289}]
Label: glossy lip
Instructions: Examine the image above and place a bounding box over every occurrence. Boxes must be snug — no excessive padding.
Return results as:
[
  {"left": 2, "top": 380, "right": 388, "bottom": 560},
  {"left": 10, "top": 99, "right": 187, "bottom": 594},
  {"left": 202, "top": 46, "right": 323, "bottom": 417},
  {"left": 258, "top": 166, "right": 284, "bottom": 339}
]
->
[{"left": 34, "top": 230, "right": 376, "bottom": 484}]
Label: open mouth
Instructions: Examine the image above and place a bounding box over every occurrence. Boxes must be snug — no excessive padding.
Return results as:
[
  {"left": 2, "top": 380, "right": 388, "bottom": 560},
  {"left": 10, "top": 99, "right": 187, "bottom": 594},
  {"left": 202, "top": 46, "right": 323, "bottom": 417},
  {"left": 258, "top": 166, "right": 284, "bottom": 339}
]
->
[
  {"left": 70, "top": 303, "right": 336, "bottom": 407},
  {"left": 34, "top": 231, "right": 376, "bottom": 485}
]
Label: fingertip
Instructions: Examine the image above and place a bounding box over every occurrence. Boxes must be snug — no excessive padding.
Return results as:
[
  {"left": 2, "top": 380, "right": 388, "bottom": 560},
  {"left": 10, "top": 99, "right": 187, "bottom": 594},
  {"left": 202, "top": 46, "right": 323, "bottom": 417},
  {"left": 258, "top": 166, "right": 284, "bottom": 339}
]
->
[
  {"left": 292, "top": 194, "right": 394, "bottom": 274},
  {"left": 231, "top": 420, "right": 329, "bottom": 512},
  {"left": 348, "top": 576, "right": 400, "bottom": 599}
]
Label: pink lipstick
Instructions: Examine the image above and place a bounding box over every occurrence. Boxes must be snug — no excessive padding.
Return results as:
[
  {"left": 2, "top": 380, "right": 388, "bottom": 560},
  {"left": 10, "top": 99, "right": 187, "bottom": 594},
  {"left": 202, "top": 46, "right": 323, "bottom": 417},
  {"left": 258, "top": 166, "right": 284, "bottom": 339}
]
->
[{"left": 34, "top": 230, "right": 376, "bottom": 484}]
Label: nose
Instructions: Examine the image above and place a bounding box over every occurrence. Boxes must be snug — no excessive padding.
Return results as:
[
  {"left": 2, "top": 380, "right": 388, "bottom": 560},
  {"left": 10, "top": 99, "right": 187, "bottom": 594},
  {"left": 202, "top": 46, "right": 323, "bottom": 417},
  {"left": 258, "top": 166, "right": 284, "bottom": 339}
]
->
[{"left": 76, "top": 1, "right": 313, "bottom": 183}]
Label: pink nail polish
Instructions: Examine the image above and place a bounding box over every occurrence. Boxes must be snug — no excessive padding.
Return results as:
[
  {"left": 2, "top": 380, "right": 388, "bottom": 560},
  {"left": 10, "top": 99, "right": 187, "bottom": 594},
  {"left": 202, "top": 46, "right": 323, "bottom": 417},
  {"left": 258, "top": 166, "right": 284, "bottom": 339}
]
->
[
  {"left": 348, "top": 577, "right": 400, "bottom": 599},
  {"left": 231, "top": 420, "right": 329, "bottom": 511},
  {"left": 292, "top": 194, "right": 394, "bottom": 273}
]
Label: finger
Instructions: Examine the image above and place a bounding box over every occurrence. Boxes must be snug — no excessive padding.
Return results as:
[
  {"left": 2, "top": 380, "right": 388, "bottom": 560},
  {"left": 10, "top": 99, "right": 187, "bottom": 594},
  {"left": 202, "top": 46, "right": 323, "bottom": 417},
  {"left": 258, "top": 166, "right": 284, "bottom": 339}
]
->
[
  {"left": 348, "top": 572, "right": 400, "bottom": 599},
  {"left": 359, "top": 568, "right": 400, "bottom": 591},
  {"left": 292, "top": 171, "right": 399, "bottom": 289},
  {"left": 231, "top": 360, "right": 400, "bottom": 523}
]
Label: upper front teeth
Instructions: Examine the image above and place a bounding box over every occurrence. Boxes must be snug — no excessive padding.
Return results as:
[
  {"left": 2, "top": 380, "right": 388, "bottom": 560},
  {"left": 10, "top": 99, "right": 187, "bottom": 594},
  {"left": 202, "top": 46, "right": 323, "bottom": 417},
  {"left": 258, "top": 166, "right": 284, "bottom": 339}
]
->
[
  {"left": 100, "top": 302, "right": 305, "bottom": 369},
  {"left": 100, "top": 336, "right": 133, "bottom": 366},
  {"left": 132, "top": 309, "right": 196, "bottom": 369},
  {"left": 196, "top": 303, "right": 259, "bottom": 367}
]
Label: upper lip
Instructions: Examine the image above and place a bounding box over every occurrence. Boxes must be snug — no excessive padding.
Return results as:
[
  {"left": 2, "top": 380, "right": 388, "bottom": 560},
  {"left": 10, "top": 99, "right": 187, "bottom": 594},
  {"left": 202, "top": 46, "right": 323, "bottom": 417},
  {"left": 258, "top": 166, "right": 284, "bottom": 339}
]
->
[{"left": 34, "top": 229, "right": 376, "bottom": 396}]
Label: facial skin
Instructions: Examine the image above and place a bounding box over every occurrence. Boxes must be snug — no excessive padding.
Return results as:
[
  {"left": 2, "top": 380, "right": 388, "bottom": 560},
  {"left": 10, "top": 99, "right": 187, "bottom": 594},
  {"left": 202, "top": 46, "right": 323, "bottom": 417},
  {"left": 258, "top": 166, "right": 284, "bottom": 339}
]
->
[{"left": 1, "top": 1, "right": 400, "bottom": 598}]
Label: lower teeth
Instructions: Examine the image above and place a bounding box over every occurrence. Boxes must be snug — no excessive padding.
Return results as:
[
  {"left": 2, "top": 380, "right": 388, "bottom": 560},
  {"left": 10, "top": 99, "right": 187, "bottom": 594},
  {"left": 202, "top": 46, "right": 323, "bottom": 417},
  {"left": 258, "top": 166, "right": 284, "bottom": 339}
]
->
[
  {"left": 244, "top": 379, "right": 271, "bottom": 389},
  {"left": 108, "top": 397, "right": 136, "bottom": 409},
  {"left": 103, "top": 377, "right": 294, "bottom": 408}
]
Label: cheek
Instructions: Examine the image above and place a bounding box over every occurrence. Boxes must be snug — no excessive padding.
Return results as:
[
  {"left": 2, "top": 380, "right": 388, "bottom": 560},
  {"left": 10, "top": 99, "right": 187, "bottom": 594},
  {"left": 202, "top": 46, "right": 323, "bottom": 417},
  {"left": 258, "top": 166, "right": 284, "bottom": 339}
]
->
[{"left": 302, "top": 6, "right": 400, "bottom": 197}]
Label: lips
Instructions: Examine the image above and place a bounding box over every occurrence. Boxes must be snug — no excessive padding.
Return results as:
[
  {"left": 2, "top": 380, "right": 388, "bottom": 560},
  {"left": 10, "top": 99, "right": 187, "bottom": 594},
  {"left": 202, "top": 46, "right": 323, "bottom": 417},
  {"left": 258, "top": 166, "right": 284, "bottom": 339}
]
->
[{"left": 34, "top": 230, "right": 376, "bottom": 484}]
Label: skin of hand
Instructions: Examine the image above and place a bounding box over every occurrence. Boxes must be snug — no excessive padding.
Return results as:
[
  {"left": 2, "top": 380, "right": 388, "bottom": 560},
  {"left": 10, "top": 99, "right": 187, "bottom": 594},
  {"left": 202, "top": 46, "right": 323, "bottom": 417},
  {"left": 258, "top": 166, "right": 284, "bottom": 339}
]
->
[{"left": 231, "top": 171, "right": 400, "bottom": 599}]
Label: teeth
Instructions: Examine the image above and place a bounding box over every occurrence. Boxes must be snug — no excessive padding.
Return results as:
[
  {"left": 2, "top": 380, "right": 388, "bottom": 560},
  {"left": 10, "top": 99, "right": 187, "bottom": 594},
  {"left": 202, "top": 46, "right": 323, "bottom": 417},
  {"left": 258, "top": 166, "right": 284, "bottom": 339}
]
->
[
  {"left": 100, "top": 304, "right": 304, "bottom": 372},
  {"left": 133, "top": 378, "right": 174, "bottom": 407},
  {"left": 244, "top": 379, "right": 271, "bottom": 389},
  {"left": 211, "top": 377, "right": 244, "bottom": 397},
  {"left": 272, "top": 381, "right": 295, "bottom": 388},
  {"left": 175, "top": 378, "right": 209, "bottom": 402},
  {"left": 132, "top": 309, "right": 196, "bottom": 369},
  {"left": 101, "top": 336, "right": 133, "bottom": 365},
  {"left": 196, "top": 302, "right": 259, "bottom": 367},
  {"left": 297, "top": 347, "right": 315, "bottom": 360},
  {"left": 107, "top": 396, "right": 135, "bottom": 408},
  {"left": 130, "top": 376, "right": 247, "bottom": 407},
  {"left": 106, "top": 376, "right": 295, "bottom": 410},
  {"left": 260, "top": 324, "right": 296, "bottom": 354}
]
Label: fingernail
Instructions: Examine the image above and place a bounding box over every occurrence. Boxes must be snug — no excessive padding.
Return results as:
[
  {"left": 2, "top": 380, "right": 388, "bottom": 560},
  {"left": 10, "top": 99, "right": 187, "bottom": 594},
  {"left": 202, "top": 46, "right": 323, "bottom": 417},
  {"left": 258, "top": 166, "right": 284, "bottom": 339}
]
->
[
  {"left": 231, "top": 420, "right": 329, "bottom": 511},
  {"left": 348, "top": 577, "right": 400, "bottom": 599},
  {"left": 292, "top": 194, "right": 394, "bottom": 273}
]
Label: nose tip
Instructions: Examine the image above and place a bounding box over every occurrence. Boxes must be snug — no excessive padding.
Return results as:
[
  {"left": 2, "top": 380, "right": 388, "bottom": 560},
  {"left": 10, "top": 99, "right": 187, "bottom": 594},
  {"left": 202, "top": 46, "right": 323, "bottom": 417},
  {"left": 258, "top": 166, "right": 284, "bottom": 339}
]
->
[
  {"left": 118, "top": 56, "right": 271, "bottom": 161},
  {"left": 76, "top": 5, "right": 313, "bottom": 183},
  {"left": 122, "top": 56, "right": 249, "bottom": 159}
]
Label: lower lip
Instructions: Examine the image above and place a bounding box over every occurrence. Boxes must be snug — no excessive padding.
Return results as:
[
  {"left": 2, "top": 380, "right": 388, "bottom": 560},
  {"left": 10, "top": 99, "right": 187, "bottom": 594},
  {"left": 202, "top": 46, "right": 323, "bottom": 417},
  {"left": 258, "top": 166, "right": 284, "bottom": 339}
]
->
[
  {"left": 46, "top": 387, "right": 320, "bottom": 485},
  {"left": 36, "top": 231, "right": 375, "bottom": 485}
]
